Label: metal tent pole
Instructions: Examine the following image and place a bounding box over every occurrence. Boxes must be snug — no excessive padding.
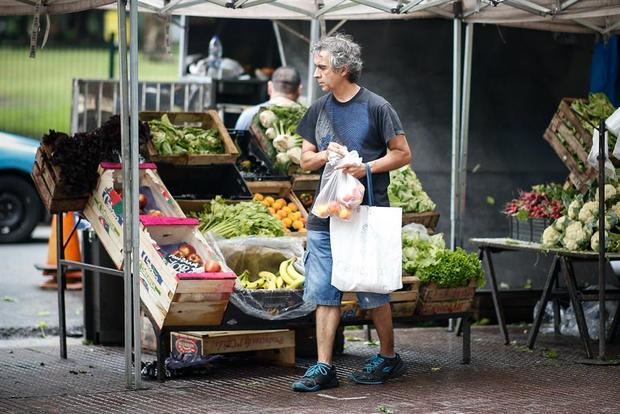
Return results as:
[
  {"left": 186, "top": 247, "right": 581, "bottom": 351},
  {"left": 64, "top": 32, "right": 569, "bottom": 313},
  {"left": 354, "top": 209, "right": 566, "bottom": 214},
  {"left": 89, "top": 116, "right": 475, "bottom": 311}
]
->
[
  {"left": 597, "top": 120, "right": 606, "bottom": 360},
  {"left": 56, "top": 213, "right": 67, "bottom": 358},
  {"left": 457, "top": 22, "right": 474, "bottom": 247},
  {"left": 272, "top": 20, "right": 287, "bottom": 66},
  {"left": 307, "top": 18, "right": 320, "bottom": 104},
  {"left": 129, "top": 0, "right": 143, "bottom": 388},
  {"left": 178, "top": 16, "right": 188, "bottom": 78},
  {"left": 116, "top": 0, "right": 133, "bottom": 389},
  {"left": 450, "top": 9, "right": 462, "bottom": 250}
]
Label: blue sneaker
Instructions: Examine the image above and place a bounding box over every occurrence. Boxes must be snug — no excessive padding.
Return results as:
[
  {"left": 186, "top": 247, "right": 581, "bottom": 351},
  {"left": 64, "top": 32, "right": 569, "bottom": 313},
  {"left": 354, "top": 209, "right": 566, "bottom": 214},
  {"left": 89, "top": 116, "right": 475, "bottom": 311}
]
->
[
  {"left": 292, "top": 363, "right": 339, "bottom": 392},
  {"left": 350, "top": 354, "right": 406, "bottom": 385}
]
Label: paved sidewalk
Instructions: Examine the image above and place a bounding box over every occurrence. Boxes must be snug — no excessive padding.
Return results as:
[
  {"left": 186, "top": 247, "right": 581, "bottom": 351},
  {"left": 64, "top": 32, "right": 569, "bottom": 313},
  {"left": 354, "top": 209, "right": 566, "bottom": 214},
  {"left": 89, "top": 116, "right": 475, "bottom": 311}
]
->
[{"left": 1, "top": 325, "right": 619, "bottom": 413}]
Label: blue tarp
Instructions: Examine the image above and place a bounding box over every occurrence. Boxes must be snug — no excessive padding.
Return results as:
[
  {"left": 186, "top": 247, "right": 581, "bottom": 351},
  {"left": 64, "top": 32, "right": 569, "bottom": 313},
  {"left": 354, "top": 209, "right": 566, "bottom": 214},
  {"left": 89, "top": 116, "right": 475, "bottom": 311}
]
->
[{"left": 590, "top": 35, "right": 619, "bottom": 106}]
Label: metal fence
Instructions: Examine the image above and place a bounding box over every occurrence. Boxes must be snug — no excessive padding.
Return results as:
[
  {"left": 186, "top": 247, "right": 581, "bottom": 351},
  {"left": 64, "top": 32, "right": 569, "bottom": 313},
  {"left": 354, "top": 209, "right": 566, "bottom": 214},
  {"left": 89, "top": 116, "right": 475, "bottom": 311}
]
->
[{"left": 71, "top": 79, "right": 214, "bottom": 133}]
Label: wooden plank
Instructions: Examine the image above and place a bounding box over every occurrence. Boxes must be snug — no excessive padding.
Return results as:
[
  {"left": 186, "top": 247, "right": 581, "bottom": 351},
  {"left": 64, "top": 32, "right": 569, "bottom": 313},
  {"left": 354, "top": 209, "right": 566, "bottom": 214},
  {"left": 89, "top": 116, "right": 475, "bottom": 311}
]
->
[
  {"left": 390, "top": 290, "right": 418, "bottom": 302},
  {"left": 255, "top": 347, "right": 295, "bottom": 367},
  {"left": 174, "top": 279, "right": 236, "bottom": 294},
  {"left": 421, "top": 282, "right": 476, "bottom": 302},
  {"left": 172, "top": 292, "right": 231, "bottom": 303},
  {"left": 202, "top": 330, "right": 295, "bottom": 354},
  {"left": 291, "top": 174, "right": 320, "bottom": 191},
  {"left": 416, "top": 299, "right": 473, "bottom": 315},
  {"left": 246, "top": 180, "right": 292, "bottom": 197},
  {"left": 391, "top": 301, "right": 417, "bottom": 318},
  {"left": 557, "top": 123, "right": 589, "bottom": 163},
  {"left": 164, "top": 301, "right": 229, "bottom": 326}
]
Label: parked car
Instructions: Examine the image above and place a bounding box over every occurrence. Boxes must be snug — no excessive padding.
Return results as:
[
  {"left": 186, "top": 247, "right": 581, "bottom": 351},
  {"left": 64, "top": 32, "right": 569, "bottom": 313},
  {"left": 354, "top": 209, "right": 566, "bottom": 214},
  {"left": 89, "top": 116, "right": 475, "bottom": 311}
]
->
[{"left": 0, "top": 131, "right": 44, "bottom": 243}]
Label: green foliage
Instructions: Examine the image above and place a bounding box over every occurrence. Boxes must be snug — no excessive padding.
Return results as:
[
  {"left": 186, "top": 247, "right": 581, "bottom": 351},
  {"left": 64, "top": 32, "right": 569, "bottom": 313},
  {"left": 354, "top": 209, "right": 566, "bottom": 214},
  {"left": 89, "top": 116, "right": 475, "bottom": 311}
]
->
[
  {"left": 193, "top": 196, "right": 284, "bottom": 238},
  {"left": 149, "top": 114, "right": 224, "bottom": 155},
  {"left": 401, "top": 231, "right": 445, "bottom": 275},
  {"left": 388, "top": 165, "right": 436, "bottom": 213},
  {"left": 416, "top": 248, "right": 485, "bottom": 288}
]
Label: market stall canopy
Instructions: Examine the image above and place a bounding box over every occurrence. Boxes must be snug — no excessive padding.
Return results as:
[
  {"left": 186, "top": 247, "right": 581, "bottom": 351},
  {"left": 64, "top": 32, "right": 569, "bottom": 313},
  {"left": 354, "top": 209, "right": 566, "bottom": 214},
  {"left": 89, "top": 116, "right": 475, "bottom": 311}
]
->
[
  {"left": 125, "top": 0, "right": 620, "bottom": 35},
  {"left": 2, "top": 1, "right": 619, "bottom": 35},
  {"left": 0, "top": 0, "right": 114, "bottom": 16}
]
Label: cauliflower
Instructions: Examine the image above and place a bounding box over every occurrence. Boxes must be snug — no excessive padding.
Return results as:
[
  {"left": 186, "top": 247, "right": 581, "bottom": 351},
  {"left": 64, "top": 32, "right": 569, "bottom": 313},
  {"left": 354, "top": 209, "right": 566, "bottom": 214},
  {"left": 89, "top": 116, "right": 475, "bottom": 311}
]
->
[
  {"left": 552, "top": 215, "right": 570, "bottom": 232},
  {"left": 259, "top": 110, "right": 277, "bottom": 128},
  {"left": 562, "top": 221, "right": 591, "bottom": 251},
  {"left": 611, "top": 201, "right": 620, "bottom": 218},
  {"left": 568, "top": 199, "right": 583, "bottom": 220},
  {"left": 286, "top": 146, "right": 302, "bottom": 165},
  {"left": 578, "top": 201, "right": 599, "bottom": 224},
  {"left": 542, "top": 225, "right": 562, "bottom": 247},
  {"left": 265, "top": 127, "right": 277, "bottom": 139},
  {"left": 594, "top": 184, "right": 617, "bottom": 201},
  {"left": 591, "top": 231, "right": 606, "bottom": 251}
]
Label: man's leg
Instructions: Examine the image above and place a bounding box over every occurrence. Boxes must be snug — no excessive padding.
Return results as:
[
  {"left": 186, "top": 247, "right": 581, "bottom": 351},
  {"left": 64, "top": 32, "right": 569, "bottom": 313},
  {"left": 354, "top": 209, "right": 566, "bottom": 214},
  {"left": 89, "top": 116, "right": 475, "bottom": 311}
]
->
[
  {"left": 316, "top": 305, "right": 342, "bottom": 365},
  {"left": 368, "top": 303, "right": 395, "bottom": 357},
  {"left": 350, "top": 296, "right": 406, "bottom": 385}
]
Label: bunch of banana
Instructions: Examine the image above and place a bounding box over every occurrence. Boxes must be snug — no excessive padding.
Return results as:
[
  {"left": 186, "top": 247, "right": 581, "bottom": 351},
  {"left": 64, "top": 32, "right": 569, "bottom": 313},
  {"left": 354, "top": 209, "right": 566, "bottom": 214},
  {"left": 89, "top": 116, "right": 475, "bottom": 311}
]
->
[
  {"left": 278, "top": 258, "right": 305, "bottom": 289},
  {"left": 236, "top": 258, "right": 305, "bottom": 290}
]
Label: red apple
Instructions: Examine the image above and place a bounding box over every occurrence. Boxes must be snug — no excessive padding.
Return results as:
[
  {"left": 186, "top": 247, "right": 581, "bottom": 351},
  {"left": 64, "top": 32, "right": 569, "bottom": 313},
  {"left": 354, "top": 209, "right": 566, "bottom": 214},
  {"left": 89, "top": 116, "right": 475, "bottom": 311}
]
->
[{"left": 204, "top": 260, "right": 222, "bottom": 273}]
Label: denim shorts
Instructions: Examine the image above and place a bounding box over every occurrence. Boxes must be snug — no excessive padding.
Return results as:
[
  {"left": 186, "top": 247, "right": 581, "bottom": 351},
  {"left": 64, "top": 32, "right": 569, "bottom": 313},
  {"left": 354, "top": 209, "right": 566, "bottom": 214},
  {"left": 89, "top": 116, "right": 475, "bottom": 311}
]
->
[{"left": 303, "top": 230, "right": 390, "bottom": 309}]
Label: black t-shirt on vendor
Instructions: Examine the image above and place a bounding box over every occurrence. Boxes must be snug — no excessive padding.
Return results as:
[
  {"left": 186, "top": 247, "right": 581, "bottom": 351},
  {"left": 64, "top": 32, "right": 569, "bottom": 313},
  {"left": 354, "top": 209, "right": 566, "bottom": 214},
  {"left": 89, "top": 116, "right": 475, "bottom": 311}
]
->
[{"left": 296, "top": 87, "right": 406, "bottom": 232}]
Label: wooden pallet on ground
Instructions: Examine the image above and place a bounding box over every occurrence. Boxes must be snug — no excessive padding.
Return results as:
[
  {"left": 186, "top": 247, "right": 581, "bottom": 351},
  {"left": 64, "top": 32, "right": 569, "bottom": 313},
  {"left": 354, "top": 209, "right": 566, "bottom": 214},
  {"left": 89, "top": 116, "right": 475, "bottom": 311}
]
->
[{"left": 170, "top": 329, "right": 295, "bottom": 367}]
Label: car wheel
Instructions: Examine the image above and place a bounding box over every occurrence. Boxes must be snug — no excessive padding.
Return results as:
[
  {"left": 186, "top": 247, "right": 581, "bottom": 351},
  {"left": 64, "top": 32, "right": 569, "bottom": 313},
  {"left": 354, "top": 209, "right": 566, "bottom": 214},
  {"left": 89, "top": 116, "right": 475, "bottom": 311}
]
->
[{"left": 0, "top": 175, "right": 43, "bottom": 243}]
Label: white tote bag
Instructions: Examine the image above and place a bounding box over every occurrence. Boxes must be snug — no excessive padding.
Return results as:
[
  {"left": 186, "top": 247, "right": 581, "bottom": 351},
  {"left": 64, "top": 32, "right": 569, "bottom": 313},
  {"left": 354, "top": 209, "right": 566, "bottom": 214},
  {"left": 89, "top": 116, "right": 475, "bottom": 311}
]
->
[{"left": 330, "top": 165, "right": 402, "bottom": 294}]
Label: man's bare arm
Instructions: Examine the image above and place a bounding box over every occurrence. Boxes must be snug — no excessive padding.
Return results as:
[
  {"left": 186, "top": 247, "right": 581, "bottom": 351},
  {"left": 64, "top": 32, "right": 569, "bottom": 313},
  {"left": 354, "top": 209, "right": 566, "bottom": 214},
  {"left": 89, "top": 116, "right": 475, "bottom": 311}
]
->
[{"left": 300, "top": 139, "right": 329, "bottom": 171}]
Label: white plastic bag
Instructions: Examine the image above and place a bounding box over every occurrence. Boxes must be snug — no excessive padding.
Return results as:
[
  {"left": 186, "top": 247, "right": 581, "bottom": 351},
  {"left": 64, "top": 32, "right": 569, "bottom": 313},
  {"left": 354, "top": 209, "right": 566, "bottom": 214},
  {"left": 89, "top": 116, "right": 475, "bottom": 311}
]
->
[
  {"left": 587, "top": 129, "right": 616, "bottom": 179},
  {"left": 311, "top": 149, "right": 365, "bottom": 221},
  {"left": 330, "top": 200, "right": 402, "bottom": 293}
]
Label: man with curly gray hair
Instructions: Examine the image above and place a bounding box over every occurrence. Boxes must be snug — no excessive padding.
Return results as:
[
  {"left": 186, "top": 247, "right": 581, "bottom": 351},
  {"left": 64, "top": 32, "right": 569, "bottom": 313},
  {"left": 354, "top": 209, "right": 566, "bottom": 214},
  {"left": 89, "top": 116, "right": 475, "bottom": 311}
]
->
[{"left": 292, "top": 33, "right": 411, "bottom": 392}]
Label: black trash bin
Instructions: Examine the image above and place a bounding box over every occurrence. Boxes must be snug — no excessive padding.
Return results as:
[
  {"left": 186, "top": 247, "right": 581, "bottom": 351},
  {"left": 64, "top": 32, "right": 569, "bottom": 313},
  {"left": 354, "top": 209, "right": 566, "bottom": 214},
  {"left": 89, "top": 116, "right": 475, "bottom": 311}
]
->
[{"left": 83, "top": 232, "right": 125, "bottom": 345}]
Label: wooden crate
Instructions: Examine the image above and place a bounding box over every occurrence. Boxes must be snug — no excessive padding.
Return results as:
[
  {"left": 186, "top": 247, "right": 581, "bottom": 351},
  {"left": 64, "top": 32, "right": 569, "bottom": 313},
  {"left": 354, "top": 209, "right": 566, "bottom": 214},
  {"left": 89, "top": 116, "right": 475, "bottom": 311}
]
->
[
  {"left": 141, "top": 221, "right": 237, "bottom": 329},
  {"left": 82, "top": 163, "right": 188, "bottom": 267},
  {"left": 141, "top": 111, "right": 239, "bottom": 165},
  {"left": 292, "top": 174, "right": 320, "bottom": 192},
  {"left": 171, "top": 329, "right": 295, "bottom": 367},
  {"left": 245, "top": 180, "right": 292, "bottom": 198},
  {"left": 340, "top": 276, "right": 420, "bottom": 320},
  {"left": 31, "top": 144, "right": 89, "bottom": 213},
  {"left": 543, "top": 98, "right": 598, "bottom": 192},
  {"left": 416, "top": 280, "right": 477, "bottom": 315},
  {"left": 402, "top": 211, "right": 440, "bottom": 231}
]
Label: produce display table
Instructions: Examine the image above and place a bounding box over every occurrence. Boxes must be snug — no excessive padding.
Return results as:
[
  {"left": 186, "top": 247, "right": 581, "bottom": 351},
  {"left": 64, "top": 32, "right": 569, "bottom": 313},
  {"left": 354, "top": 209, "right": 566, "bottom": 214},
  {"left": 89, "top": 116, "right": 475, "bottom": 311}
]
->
[{"left": 470, "top": 238, "right": 620, "bottom": 358}]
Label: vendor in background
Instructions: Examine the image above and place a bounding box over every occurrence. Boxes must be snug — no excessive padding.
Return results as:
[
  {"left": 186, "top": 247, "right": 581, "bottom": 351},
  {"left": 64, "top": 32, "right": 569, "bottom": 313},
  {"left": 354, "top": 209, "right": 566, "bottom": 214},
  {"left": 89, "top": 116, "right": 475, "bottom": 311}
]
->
[
  {"left": 292, "top": 33, "right": 411, "bottom": 392},
  {"left": 234, "top": 66, "right": 302, "bottom": 130}
]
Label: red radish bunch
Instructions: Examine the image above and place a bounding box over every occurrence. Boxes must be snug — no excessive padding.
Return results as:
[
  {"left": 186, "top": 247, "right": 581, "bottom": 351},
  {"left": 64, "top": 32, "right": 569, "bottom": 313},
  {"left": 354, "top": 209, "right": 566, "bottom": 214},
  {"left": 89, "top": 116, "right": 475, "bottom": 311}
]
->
[{"left": 504, "top": 191, "right": 563, "bottom": 219}]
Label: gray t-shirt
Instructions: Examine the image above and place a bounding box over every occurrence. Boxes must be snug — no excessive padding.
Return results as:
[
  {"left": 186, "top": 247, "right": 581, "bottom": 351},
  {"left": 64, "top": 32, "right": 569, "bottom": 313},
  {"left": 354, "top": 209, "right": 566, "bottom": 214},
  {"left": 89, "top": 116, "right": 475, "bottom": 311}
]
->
[{"left": 296, "top": 87, "right": 405, "bottom": 232}]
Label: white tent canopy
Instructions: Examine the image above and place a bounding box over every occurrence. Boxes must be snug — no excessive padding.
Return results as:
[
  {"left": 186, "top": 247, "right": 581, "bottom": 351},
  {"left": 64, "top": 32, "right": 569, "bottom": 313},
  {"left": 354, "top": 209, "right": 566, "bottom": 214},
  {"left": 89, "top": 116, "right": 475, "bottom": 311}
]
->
[{"left": 3, "top": 1, "right": 620, "bottom": 34}]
